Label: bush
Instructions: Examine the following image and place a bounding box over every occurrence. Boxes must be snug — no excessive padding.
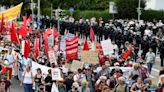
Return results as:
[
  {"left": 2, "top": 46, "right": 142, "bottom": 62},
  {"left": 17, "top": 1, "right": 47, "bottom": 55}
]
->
[{"left": 141, "top": 10, "right": 164, "bottom": 21}]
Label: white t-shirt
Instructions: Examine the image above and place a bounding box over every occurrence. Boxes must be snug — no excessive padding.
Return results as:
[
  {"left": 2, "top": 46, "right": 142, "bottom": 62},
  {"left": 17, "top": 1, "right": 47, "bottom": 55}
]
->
[
  {"left": 6, "top": 54, "right": 15, "bottom": 68},
  {"left": 22, "top": 71, "right": 33, "bottom": 84}
]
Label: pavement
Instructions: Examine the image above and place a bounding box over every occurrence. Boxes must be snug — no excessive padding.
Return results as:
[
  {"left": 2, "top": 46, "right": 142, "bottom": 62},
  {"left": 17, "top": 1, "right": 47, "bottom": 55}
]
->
[
  {"left": 149, "top": 55, "right": 161, "bottom": 82},
  {"left": 11, "top": 77, "right": 23, "bottom": 92}
]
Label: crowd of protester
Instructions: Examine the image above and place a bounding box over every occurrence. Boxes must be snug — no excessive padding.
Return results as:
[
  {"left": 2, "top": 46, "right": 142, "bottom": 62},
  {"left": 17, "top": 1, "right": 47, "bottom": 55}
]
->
[{"left": 0, "top": 15, "right": 164, "bottom": 92}]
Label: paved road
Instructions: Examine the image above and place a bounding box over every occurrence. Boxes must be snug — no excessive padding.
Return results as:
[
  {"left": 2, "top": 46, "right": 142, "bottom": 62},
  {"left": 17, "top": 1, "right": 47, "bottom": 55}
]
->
[
  {"left": 149, "top": 55, "right": 161, "bottom": 82},
  {"left": 11, "top": 78, "right": 23, "bottom": 92}
]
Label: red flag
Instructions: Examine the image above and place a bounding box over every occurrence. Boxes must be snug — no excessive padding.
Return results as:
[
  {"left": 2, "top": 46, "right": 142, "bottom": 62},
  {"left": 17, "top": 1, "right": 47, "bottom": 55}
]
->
[
  {"left": 10, "top": 22, "right": 20, "bottom": 44},
  {"left": 17, "top": 25, "right": 28, "bottom": 38},
  {"left": 43, "top": 33, "right": 49, "bottom": 57},
  {"left": 5, "top": 21, "right": 10, "bottom": 31},
  {"left": 24, "top": 40, "right": 31, "bottom": 59},
  {"left": 45, "top": 28, "right": 52, "bottom": 36},
  {"left": 0, "top": 14, "right": 4, "bottom": 33},
  {"left": 121, "top": 47, "right": 133, "bottom": 59},
  {"left": 1, "top": 66, "right": 7, "bottom": 74},
  {"left": 34, "top": 38, "right": 39, "bottom": 58},
  {"left": 83, "top": 40, "right": 89, "bottom": 51},
  {"left": 66, "top": 36, "right": 79, "bottom": 60},
  {"left": 90, "top": 26, "right": 95, "bottom": 42},
  {"left": 53, "top": 27, "right": 59, "bottom": 38},
  {"left": 23, "top": 16, "right": 27, "bottom": 26},
  {"left": 27, "top": 16, "right": 32, "bottom": 24},
  {"left": 29, "top": 25, "right": 32, "bottom": 33}
]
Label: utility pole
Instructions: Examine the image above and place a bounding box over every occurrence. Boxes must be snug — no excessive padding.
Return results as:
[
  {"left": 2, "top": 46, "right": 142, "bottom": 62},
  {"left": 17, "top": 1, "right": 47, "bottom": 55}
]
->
[
  {"left": 137, "top": 0, "right": 141, "bottom": 21},
  {"left": 57, "top": 8, "right": 60, "bottom": 32},
  {"left": 31, "top": 0, "right": 34, "bottom": 23},
  {"left": 37, "top": 0, "right": 40, "bottom": 21}
]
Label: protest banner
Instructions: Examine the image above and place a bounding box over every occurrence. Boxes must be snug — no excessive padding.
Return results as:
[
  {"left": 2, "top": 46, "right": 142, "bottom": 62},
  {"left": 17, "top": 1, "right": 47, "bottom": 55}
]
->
[
  {"left": 70, "top": 60, "right": 84, "bottom": 72},
  {"left": 66, "top": 36, "right": 78, "bottom": 60},
  {"left": 0, "top": 3, "right": 23, "bottom": 20},
  {"left": 81, "top": 51, "right": 99, "bottom": 64},
  {"left": 48, "top": 50, "right": 57, "bottom": 65},
  {"left": 52, "top": 68, "right": 62, "bottom": 80},
  {"left": 101, "top": 39, "right": 114, "bottom": 55},
  {"left": 60, "top": 33, "right": 75, "bottom": 51}
]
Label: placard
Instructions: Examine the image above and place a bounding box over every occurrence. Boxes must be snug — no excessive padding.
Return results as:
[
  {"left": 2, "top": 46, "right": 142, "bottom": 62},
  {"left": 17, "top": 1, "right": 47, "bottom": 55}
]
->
[
  {"left": 52, "top": 68, "right": 62, "bottom": 80},
  {"left": 70, "top": 60, "right": 84, "bottom": 72},
  {"left": 48, "top": 50, "right": 57, "bottom": 65},
  {"left": 81, "top": 51, "right": 99, "bottom": 64},
  {"left": 101, "top": 39, "right": 114, "bottom": 55}
]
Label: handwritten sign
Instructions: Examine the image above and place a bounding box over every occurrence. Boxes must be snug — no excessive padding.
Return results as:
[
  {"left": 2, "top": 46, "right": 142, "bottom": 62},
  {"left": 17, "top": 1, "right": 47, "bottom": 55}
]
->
[
  {"left": 48, "top": 50, "right": 57, "bottom": 65},
  {"left": 70, "top": 60, "right": 84, "bottom": 72},
  {"left": 81, "top": 51, "right": 99, "bottom": 64},
  {"left": 101, "top": 39, "right": 114, "bottom": 55},
  {"left": 52, "top": 68, "right": 62, "bottom": 80}
]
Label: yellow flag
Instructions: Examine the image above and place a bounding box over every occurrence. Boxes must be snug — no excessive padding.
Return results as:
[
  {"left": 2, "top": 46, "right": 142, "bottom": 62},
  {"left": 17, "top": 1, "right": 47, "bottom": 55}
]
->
[{"left": 0, "top": 3, "right": 23, "bottom": 20}]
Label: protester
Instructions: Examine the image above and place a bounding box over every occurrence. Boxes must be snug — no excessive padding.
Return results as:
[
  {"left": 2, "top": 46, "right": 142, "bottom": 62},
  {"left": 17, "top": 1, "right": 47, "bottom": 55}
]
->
[
  {"left": 113, "top": 77, "right": 128, "bottom": 92},
  {"left": 44, "top": 69, "right": 52, "bottom": 92},
  {"left": 34, "top": 68, "right": 43, "bottom": 91},
  {"left": 1, "top": 13, "right": 164, "bottom": 92},
  {"left": 21, "top": 64, "right": 33, "bottom": 92},
  {"left": 130, "top": 77, "right": 147, "bottom": 92},
  {"left": 145, "top": 48, "right": 156, "bottom": 74}
]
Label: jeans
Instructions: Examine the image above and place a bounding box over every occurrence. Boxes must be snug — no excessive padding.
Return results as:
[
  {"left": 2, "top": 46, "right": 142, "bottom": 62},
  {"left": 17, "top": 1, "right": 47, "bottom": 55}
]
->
[
  {"left": 24, "top": 84, "right": 33, "bottom": 92},
  {"left": 147, "top": 63, "right": 153, "bottom": 74},
  {"left": 35, "top": 83, "right": 40, "bottom": 91}
]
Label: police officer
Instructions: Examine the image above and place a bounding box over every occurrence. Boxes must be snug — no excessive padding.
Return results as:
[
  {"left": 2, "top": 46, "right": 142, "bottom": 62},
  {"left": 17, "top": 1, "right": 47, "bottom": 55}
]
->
[{"left": 159, "top": 42, "right": 164, "bottom": 67}]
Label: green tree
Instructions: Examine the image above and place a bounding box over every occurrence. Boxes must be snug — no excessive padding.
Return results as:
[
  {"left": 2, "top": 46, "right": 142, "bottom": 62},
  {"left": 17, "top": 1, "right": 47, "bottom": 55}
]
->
[{"left": 114, "top": 0, "right": 146, "bottom": 19}]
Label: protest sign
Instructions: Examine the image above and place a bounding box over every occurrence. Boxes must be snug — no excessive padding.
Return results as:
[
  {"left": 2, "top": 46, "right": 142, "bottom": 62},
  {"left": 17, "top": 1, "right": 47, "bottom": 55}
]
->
[
  {"left": 64, "top": 63, "right": 72, "bottom": 70},
  {"left": 48, "top": 35, "right": 54, "bottom": 47},
  {"left": 48, "top": 50, "right": 57, "bottom": 65},
  {"left": 52, "top": 68, "right": 62, "bottom": 80},
  {"left": 101, "top": 39, "right": 114, "bottom": 55},
  {"left": 81, "top": 51, "right": 99, "bottom": 64},
  {"left": 70, "top": 60, "right": 84, "bottom": 72}
]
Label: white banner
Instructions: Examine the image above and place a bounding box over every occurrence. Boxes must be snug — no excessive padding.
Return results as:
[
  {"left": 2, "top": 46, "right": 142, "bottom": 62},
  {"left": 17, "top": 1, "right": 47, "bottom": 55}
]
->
[{"left": 101, "top": 39, "right": 114, "bottom": 55}]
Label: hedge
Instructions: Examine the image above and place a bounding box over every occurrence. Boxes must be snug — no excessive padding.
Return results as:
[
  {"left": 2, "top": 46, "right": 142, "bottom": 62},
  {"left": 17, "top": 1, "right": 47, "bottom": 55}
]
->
[
  {"left": 66, "top": 9, "right": 164, "bottom": 22},
  {"left": 141, "top": 10, "right": 164, "bottom": 21},
  {"left": 66, "top": 10, "right": 111, "bottom": 22}
]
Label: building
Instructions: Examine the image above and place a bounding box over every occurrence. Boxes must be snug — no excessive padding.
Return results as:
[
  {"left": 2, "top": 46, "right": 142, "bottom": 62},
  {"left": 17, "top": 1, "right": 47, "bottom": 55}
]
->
[{"left": 146, "top": 0, "right": 164, "bottom": 10}]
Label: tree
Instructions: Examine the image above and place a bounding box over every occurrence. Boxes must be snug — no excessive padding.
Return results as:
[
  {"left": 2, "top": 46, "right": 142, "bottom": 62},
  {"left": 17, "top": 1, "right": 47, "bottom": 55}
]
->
[{"left": 114, "top": 0, "right": 146, "bottom": 19}]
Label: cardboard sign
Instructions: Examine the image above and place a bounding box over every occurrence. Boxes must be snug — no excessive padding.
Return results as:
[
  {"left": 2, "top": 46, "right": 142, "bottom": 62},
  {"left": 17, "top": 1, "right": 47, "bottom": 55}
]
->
[
  {"left": 48, "top": 50, "right": 57, "bottom": 65},
  {"left": 52, "top": 68, "right": 62, "bottom": 80},
  {"left": 81, "top": 51, "right": 99, "bottom": 64},
  {"left": 70, "top": 60, "right": 84, "bottom": 72},
  {"left": 101, "top": 39, "right": 114, "bottom": 55}
]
